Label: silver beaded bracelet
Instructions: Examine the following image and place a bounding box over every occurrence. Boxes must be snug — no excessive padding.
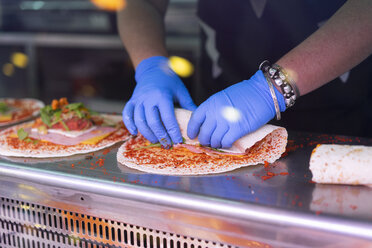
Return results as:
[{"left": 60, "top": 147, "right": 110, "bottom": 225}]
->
[{"left": 259, "top": 60, "right": 299, "bottom": 108}]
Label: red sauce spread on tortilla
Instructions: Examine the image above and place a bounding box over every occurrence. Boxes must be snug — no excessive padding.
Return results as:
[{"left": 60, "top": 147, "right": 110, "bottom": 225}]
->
[{"left": 122, "top": 133, "right": 283, "bottom": 171}]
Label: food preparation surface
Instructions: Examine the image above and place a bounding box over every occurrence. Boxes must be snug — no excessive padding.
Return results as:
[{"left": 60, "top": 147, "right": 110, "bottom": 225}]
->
[{"left": 1, "top": 131, "right": 372, "bottom": 240}]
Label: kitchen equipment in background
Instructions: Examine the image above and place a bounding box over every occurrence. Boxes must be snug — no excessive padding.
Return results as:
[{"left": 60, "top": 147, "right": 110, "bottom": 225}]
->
[{"left": 0, "top": 0, "right": 117, "bottom": 34}]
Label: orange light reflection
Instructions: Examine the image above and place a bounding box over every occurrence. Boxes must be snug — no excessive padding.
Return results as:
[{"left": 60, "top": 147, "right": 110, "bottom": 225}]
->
[{"left": 90, "top": 0, "right": 126, "bottom": 11}]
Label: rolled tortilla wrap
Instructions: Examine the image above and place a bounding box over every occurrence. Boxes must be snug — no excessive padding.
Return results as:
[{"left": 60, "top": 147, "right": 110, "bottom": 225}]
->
[
  {"left": 117, "top": 108, "right": 288, "bottom": 175},
  {"left": 310, "top": 144, "right": 372, "bottom": 185}
]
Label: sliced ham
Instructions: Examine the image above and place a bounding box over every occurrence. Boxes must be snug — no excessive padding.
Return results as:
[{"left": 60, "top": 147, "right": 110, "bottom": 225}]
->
[
  {"left": 174, "top": 143, "right": 204, "bottom": 153},
  {"left": 26, "top": 126, "right": 116, "bottom": 146}
]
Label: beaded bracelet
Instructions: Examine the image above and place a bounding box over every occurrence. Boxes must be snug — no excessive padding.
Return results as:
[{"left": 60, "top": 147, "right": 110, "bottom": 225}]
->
[{"left": 259, "top": 60, "right": 299, "bottom": 108}]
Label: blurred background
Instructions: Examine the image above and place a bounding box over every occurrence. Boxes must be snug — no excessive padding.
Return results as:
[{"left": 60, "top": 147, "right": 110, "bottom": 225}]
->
[{"left": 0, "top": 0, "right": 199, "bottom": 113}]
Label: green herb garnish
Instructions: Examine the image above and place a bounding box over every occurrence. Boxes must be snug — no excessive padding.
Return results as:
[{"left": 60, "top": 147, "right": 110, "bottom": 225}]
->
[
  {"left": 17, "top": 128, "right": 29, "bottom": 140},
  {"left": 0, "top": 102, "right": 9, "bottom": 114},
  {"left": 182, "top": 137, "right": 186, "bottom": 143},
  {"left": 54, "top": 110, "right": 62, "bottom": 120},
  {"left": 209, "top": 147, "right": 226, "bottom": 153},
  {"left": 24, "top": 138, "right": 39, "bottom": 144},
  {"left": 59, "top": 120, "right": 70, "bottom": 131},
  {"left": 89, "top": 109, "right": 99, "bottom": 116},
  {"left": 40, "top": 105, "right": 53, "bottom": 127},
  {"left": 75, "top": 109, "right": 83, "bottom": 118},
  {"left": 50, "top": 110, "right": 62, "bottom": 126},
  {"left": 133, "top": 143, "right": 162, "bottom": 150},
  {"left": 65, "top": 102, "right": 87, "bottom": 119},
  {"left": 17, "top": 128, "right": 39, "bottom": 144},
  {"left": 197, "top": 142, "right": 225, "bottom": 152},
  {"left": 65, "top": 103, "right": 84, "bottom": 110},
  {"left": 40, "top": 101, "right": 91, "bottom": 127}
]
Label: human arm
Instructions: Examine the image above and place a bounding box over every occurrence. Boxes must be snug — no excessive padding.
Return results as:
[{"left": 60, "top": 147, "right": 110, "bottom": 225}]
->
[
  {"left": 188, "top": 0, "right": 372, "bottom": 147},
  {"left": 117, "top": 0, "right": 168, "bottom": 67},
  {"left": 118, "top": 0, "right": 196, "bottom": 147},
  {"left": 277, "top": 0, "right": 372, "bottom": 96}
]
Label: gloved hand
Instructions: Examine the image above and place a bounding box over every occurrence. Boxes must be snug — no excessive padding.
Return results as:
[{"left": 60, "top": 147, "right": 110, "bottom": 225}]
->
[
  {"left": 123, "top": 56, "right": 197, "bottom": 148},
  {"left": 187, "top": 70, "right": 286, "bottom": 148}
]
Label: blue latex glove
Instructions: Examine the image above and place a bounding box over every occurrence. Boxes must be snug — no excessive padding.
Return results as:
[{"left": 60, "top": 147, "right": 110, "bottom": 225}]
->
[
  {"left": 123, "top": 56, "right": 197, "bottom": 147},
  {"left": 187, "top": 70, "right": 286, "bottom": 148}
]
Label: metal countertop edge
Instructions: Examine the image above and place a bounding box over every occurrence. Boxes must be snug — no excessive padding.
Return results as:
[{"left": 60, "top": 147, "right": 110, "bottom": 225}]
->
[{"left": 0, "top": 162, "right": 371, "bottom": 241}]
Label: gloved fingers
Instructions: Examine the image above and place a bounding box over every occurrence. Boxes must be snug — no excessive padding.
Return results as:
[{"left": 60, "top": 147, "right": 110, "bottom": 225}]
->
[
  {"left": 133, "top": 103, "right": 158, "bottom": 144},
  {"left": 221, "top": 129, "right": 242, "bottom": 148},
  {"left": 187, "top": 104, "right": 207, "bottom": 139},
  {"left": 144, "top": 104, "right": 172, "bottom": 148},
  {"left": 176, "top": 87, "right": 197, "bottom": 111},
  {"left": 122, "top": 101, "right": 137, "bottom": 135},
  {"left": 197, "top": 116, "right": 217, "bottom": 147},
  {"left": 210, "top": 122, "right": 229, "bottom": 148},
  {"left": 158, "top": 102, "right": 183, "bottom": 144}
]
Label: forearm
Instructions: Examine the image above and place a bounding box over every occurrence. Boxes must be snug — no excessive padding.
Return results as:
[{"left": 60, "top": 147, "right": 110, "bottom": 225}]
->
[
  {"left": 276, "top": 0, "right": 372, "bottom": 96},
  {"left": 117, "top": 0, "right": 169, "bottom": 68}
]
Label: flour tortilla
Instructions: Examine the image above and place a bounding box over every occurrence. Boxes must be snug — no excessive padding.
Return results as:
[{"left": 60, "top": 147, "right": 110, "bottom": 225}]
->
[
  {"left": 310, "top": 144, "right": 372, "bottom": 185},
  {"left": 0, "top": 98, "right": 44, "bottom": 127},
  {"left": 0, "top": 114, "right": 131, "bottom": 158},
  {"left": 117, "top": 108, "right": 288, "bottom": 175}
]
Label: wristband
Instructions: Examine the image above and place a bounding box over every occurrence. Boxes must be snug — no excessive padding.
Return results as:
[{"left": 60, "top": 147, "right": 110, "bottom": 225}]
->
[{"left": 263, "top": 72, "right": 281, "bottom": 120}]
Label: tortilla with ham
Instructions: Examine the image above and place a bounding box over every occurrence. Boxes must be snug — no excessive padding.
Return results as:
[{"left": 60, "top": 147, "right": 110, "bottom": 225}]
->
[
  {"left": 0, "top": 114, "right": 130, "bottom": 158},
  {"left": 0, "top": 98, "right": 44, "bottom": 127},
  {"left": 310, "top": 144, "right": 372, "bottom": 185},
  {"left": 0, "top": 97, "right": 131, "bottom": 159},
  {"left": 117, "top": 108, "right": 288, "bottom": 175}
]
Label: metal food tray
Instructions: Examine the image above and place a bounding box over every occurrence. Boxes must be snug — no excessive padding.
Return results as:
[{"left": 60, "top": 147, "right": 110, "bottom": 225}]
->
[{"left": 0, "top": 131, "right": 371, "bottom": 248}]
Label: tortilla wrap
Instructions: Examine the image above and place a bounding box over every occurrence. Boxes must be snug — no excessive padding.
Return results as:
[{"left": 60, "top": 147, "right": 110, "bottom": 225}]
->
[
  {"left": 0, "top": 98, "right": 44, "bottom": 127},
  {"left": 117, "top": 108, "right": 288, "bottom": 175},
  {"left": 0, "top": 114, "right": 130, "bottom": 158},
  {"left": 310, "top": 144, "right": 372, "bottom": 185}
]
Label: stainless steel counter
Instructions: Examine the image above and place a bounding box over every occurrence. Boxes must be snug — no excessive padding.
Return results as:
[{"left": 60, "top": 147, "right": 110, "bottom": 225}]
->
[{"left": 1, "top": 132, "right": 372, "bottom": 247}]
